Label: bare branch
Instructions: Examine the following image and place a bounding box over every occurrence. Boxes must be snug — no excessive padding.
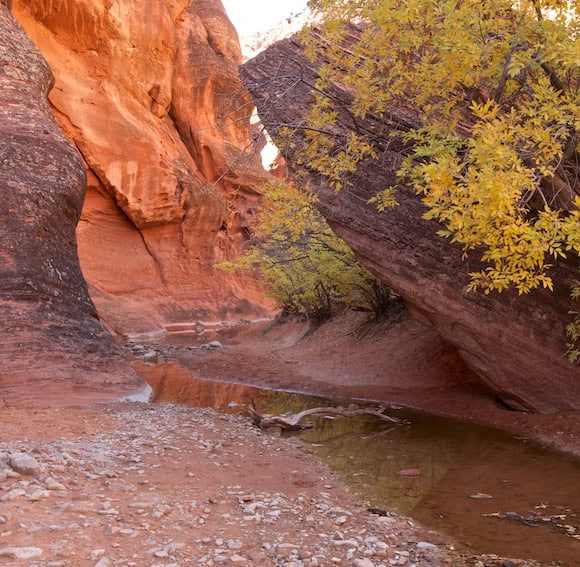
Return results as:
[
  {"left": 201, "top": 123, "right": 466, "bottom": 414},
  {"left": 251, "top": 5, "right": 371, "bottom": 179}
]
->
[{"left": 247, "top": 405, "right": 408, "bottom": 430}]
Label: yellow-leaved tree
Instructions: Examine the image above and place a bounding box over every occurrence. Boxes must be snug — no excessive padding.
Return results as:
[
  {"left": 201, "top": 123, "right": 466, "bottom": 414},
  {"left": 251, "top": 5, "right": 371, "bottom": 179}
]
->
[
  {"left": 218, "top": 179, "right": 396, "bottom": 324},
  {"left": 298, "top": 0, "right": 580, "bottom": 356}
]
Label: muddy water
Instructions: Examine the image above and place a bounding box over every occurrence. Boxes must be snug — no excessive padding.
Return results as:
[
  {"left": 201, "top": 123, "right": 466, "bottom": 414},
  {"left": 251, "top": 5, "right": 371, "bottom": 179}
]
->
[
  {"left": 146, "top": 371, "right": 580, "bottom": 565},
  {"left": 301, "top": 413, "right": 580, "bottom": 566}
]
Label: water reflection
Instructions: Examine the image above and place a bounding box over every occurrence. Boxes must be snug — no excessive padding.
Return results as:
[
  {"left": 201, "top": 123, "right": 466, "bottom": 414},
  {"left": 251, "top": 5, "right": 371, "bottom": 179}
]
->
[
  {"left": 140, "top": 364, "right": 580, "bottom": 565},
  {"left": 302, "top": 414, "right": 580, "bottom": 565},
  {"left": 301, "top": 415, "right": 464, "bottom": 514}
]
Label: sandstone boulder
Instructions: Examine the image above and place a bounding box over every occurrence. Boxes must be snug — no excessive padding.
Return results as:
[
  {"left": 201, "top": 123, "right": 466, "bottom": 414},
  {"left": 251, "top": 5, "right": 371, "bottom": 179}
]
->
[
  {"left": 0, "top": 5, "right": 145, "bottom": 406},
  {"left": 241, "top": 36, "right": 580, "bottom": 412}
]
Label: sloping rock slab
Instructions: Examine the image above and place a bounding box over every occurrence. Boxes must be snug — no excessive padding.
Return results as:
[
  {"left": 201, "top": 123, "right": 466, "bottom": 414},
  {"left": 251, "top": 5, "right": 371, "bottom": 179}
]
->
[
  {"left": 241, "top": 35, "right": 580, "bottom": 413},
  {"left": 0, "top": 6, "right": 144, "bottom": 407}
]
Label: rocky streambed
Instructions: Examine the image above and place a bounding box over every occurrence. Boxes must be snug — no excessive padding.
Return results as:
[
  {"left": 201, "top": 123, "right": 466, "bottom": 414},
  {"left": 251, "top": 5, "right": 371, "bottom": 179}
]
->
[{"left": 0, "top": 403, "right": 556, "bottom": 567}]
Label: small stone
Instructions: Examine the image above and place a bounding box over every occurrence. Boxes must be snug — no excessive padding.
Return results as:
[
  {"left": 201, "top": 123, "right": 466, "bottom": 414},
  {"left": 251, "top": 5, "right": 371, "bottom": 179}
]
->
[
  {"left": 416, "top": 541, "right": 437, "bottom": 549},
  {"left": 26, "top": 489, "right": 50, "bottom": 501},
  {"left": 469, "top": 493, "right": 493, "bottom": 499},
  {"left": 208, "top": 341, "right": 223, "bottom": 348},
  {"left": 90, "top": 549, "right": 106, "bottom": 560},
  {"left": 9, "top": 454, "right": 41, "bottom": 476},
  {"left": 333, "top": 539, "right": 359, "bottom": 547},
  {"left": 166, "top": 543, "right": 185, "bottom": 552},
  {"left": 46, "top": 479, "right": 66, "bottom": 491},
  {"left": 94, "top": 558, "right": 111, "bottom": 567},
  {"left": 335, "top": 515, "right": 348, "bottom": 525},
  {"left": 143, "top": 350, "right": 158, "bottom": 363},
  {"left": 152, "top": 504, "right": 172, "bottom": 518},
  {"left": 0, "top": 488, "right": 26, "bottom": 501},
  {"left": 0, "top": 546, "right": 43, "bottom": 559},
  {"left": 227, "top": 540, "right": 243, "bottom": 550},
  {"left": 396, "top": 468, "right": 420, "bottom": 477}
]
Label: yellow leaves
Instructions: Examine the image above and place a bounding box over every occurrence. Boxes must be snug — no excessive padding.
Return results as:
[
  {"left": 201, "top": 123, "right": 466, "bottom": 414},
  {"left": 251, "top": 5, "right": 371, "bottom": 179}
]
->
[
  {"left": 221, "top": 178, "right": 391, "bottom": 319},
  {"left": 368, "top": 187, "right": 399, "bottom": 211},
  {"left": 303, "top": 0, "right": 580, "bottom": 300},
  {"left": 470, "top": 99, "right": 501, "bottom": 121}
]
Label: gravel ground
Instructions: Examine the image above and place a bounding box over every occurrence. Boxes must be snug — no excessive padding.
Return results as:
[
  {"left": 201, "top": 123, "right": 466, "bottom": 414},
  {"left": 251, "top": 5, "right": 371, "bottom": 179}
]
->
[{"left": 0, "top": 403, "right": 557, "bottom": 566}]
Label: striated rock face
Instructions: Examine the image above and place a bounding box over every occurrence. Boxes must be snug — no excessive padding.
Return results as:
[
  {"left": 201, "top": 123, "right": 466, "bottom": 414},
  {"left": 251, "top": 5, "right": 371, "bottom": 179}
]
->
[
  {"left": 12, "top": 0, "right": 273, "bottom": 334},
  {"left": 0, "top": 5, "right": 145, "bottom": 406},
  {"left": 241, "top": 36, "right": 580, "bottom": 413}
]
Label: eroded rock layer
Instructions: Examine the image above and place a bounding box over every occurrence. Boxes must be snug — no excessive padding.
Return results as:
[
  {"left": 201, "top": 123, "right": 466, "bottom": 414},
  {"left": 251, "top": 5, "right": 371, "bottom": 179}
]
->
[
  {"left": 0, "top": 5, "right": 145, "bottom": 406},
  {"left": 13, "top": 0, "right": 272, "bottom": 334},
  {"left": 241, "top": 36, "right": 580, "bottom": 413}
]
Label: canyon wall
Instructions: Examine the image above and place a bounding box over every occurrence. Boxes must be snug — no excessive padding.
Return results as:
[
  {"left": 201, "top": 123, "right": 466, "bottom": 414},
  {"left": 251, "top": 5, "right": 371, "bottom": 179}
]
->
[
  {"left": 241, "top": 36, "right": 580, "bottom": 413},
  {"left": 0, "top": 4, "right": 145, "bottom": 406},
  {"left": 12, "top": 0, "right": 273, "bottom": 335}
]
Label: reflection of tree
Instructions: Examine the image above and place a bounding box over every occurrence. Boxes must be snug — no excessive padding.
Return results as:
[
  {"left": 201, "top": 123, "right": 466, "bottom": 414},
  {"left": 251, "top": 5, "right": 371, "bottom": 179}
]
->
[
  {"left": 260, "top": 390, "right": 332, "bottom": 415},
  {"left": 305, "top": 415, "right": 469, "bottom": 514}
]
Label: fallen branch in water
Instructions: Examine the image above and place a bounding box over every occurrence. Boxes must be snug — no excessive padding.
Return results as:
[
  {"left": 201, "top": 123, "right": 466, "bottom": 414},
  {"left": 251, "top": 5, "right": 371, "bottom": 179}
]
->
[{"left": 247, "top": 405, "right": 408, "bottom": 430}]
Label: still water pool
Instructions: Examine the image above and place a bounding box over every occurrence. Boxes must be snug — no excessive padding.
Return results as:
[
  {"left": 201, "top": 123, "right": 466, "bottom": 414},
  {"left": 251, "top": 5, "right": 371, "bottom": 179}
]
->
[{"left": 151, "top": 375, "right": 580, "bottom": 565}]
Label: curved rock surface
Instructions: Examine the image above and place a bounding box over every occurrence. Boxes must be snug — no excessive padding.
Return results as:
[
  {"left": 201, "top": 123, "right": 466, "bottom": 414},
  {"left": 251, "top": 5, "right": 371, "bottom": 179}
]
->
[
  {"left": 241, "top": 36, "right": 580, "bottom": 413},
  {"left": 0, "top": 5, "right": 145, "bottom": 406},
  {"left": 12, "top": 0, "right": 273, "bottom": 334}
]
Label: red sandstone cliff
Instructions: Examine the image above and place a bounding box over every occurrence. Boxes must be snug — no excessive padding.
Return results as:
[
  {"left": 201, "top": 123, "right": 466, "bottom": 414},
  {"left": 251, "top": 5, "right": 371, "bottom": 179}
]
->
[
  {"left": 12, "top": 0, "right": 273, "bottom": 334},
  {"left": 241, "top": 35, "right": 580, "bottom": 413},
  {"left": 0, "top": 4, "right": 145, "bottom": 406}
]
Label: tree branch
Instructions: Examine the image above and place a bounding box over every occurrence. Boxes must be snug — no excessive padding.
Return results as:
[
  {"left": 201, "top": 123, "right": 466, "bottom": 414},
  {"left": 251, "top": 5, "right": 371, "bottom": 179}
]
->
[{"left": 247, "top": 405, "right": 408, "bottom": 430}]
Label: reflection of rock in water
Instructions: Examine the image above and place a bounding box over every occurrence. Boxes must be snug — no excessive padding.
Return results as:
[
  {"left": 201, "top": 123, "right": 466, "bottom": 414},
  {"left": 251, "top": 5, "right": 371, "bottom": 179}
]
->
[
  {"left": 301, "top": 412, "right": 580, "bottom": 566},
  {"left": 137, "top": 361, "right": 264, "bottom": 411},
  {"left": 136, "top": 360, "right": 328, "bottom": 414}
]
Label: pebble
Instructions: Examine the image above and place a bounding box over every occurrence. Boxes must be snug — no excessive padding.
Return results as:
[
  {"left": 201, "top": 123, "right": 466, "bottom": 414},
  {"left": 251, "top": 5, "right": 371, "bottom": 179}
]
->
[
  {"left": 416, "top": 541, "right": 437, "bottom": 549},
  {"left": 45, "top": 478, "right": 66, "bottom": 491},
  {"left": 1, "top": 488, "right": 26, "bottom": 501},
  {"left": 0, "top": 546, "right": 43, "bottom": 559},
  {"left": 9, "top": 453, "right": 41, "bottom": 476},
  {"left": 89, "top": 548, "right": 106, "bottom": 559}
]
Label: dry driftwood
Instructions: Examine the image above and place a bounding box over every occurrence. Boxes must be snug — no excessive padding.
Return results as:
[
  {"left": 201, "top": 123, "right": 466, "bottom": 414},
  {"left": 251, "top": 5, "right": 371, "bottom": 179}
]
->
[{"left": 248, "top": 405, "right": 408, "bottom": 430}]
